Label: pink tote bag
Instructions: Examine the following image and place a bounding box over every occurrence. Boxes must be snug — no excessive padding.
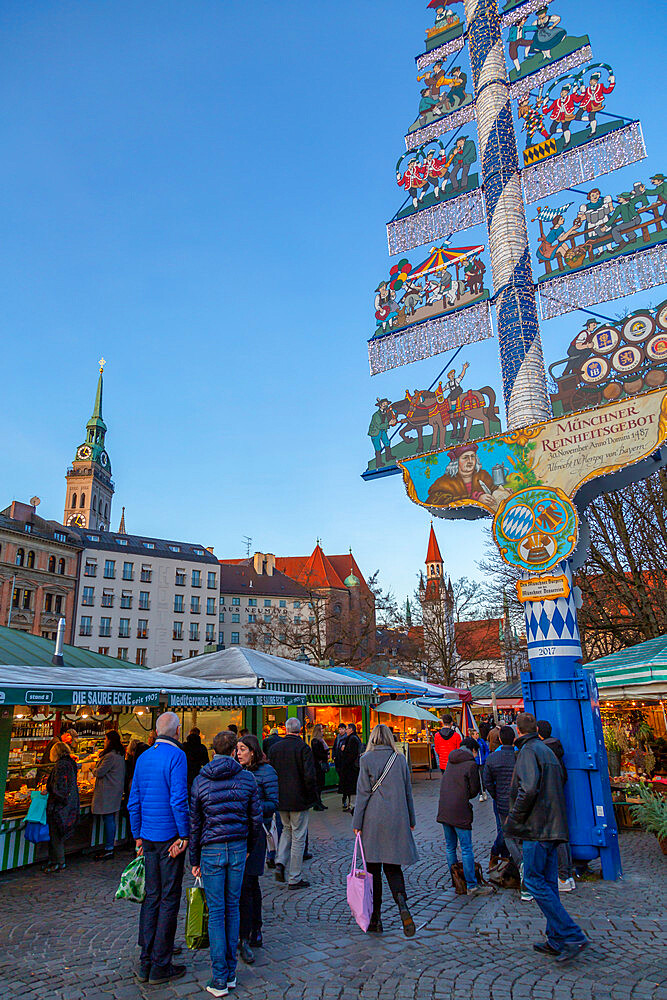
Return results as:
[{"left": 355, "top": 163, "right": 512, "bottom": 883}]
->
[{"left": 347, "top": 832, "right": 373, "bottom": 932}]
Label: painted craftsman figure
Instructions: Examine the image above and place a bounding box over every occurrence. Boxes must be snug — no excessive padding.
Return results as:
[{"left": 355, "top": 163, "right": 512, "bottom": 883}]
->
[
  {"left": 573, "top": 70, "right": 615, "bottom": 137},
  {"left": 607, "top": 185, "right": 648, "bottom": 247},
  {"left": 561, "top": 318, "right": 598, "bottom": 377},
  {"left": 646, "top": 172, "right": 667, "bottom": 223},
  {"left": 578, "top": 187, "right": 614, "bottom": 246},
  {"left": 446, "top": 136, "right": 477, "bottom": 191},
  {"left": 368, "top": 399, "right": 396, "bottom": 469},
  {"left": 445, "top": 362, "right": 469, "bottom": 439}
]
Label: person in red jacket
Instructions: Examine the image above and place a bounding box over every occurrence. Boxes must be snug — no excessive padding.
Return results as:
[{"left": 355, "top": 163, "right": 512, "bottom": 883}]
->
[{"left": 434, "top": 715, "right": 462, "bottom": 771}]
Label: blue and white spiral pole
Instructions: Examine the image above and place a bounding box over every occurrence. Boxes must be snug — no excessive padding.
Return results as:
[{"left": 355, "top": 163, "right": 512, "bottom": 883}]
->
[
  {"left": 465, "top": 0, "right": 621, "bottom": 878},
  {"left": 465, "top": 0, "right": 550, "bottom": 430}
]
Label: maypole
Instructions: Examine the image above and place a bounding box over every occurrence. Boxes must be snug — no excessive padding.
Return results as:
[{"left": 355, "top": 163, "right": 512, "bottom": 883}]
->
[{"left": 363, "top": 0, "right": 667, "bottom": 880}]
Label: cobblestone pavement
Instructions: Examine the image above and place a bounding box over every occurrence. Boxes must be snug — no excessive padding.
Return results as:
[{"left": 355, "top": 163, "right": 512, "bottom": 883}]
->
[{"left": 1, "top": 776, "right": 666, "bottom": 1000}]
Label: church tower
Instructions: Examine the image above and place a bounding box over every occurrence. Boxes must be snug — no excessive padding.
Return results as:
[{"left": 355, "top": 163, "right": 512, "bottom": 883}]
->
[
  {"left": 424, "top": 523, "right": 444, "bottom": 601},
  {"left": 63, "top": 360, "right": 114, "bottom": 531}
]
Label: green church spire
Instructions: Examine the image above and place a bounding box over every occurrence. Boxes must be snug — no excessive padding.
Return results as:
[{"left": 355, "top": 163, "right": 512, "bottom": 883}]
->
[{"left": 73, "top": 359, "right": 111, "bottom": 473}]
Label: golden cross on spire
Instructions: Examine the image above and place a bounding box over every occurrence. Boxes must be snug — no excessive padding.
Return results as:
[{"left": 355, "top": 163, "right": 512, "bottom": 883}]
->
[{"left": 98, "top": 357, "right": 106, "bottom": 373}]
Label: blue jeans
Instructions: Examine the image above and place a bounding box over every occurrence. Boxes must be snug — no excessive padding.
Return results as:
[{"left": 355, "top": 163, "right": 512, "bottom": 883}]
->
[
  {"left": 522, "top": 841, "right": 587, "bottom": 950},
  {"left": 491, "top": 801, "right": 510, "bottom": 859},
  {"left": 201, "top": 841, "right": 247, "bottom": 984},
  {"left": 441, "top": 823, "right": 477, "bottom": 889},
  {"left": 103, "top": 812, "right": 116, "bottom": 851}
]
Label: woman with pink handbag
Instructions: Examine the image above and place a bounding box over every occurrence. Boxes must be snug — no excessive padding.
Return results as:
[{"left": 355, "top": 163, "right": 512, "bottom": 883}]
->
[{"left": 352, "top": 725, "right": 418, "bottom": 936}]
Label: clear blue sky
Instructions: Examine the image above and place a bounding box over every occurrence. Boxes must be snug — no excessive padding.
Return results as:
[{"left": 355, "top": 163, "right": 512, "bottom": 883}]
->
[{"left": 1, "top": 0, "right": 665, "bottom": 605}]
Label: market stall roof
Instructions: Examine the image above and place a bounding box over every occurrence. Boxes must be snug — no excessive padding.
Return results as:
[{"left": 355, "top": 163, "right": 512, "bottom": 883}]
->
[
  {"left": 331, "top": 666, "right": 469, "bottom": 700},
  {"left": 374, "top": 699, "right": 442, "bottom": 723},
  {"left": 589, "top": 636, "right": 667, "bottom": 700},
  {"left": 0, "top": 625, "right": 141, "bottom": 671},
  {"left": 469, "top": 679, "right": 524, "bottom": 708},
  {"left": 153, "top": 647, "right": 374, "bottom": 705}
]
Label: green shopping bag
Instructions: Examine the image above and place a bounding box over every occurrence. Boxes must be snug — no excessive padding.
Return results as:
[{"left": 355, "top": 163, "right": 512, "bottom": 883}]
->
[
  {"left": 115, "top": 855, "right": 146, "bottom": 904},
  {"left": 185, "top": 879, "right": 209, "bottom": 950}
]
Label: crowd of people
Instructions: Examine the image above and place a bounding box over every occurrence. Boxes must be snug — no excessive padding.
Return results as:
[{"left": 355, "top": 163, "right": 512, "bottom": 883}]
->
[{"left": 40, "top": 707, "right": 590, "bottom": 995}]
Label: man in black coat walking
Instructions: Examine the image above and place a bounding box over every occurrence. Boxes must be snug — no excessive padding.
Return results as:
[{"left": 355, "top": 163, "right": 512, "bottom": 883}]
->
[
  {"left": 537, "top": 719, "right": 575, "bottom": 892},
  {"left": 483, "top": 725, "right": 519, "bottom": 870},
  {"left": 505, "top": 713, "right": 588, "bottom": 962},
  {"left": 339, "top": 723, "right": 362, "bottom": 813},
  {"left": 268, "top": 718, "right": 318, "bottom": 890}
]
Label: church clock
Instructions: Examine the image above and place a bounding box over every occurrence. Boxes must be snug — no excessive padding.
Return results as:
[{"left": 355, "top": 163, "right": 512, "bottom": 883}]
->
[
  {"left": 67, "top": 512, "right": 86, "bottom": 527},
  {"left": 77, "top": 444, "right": 92, "bottom": 460}
]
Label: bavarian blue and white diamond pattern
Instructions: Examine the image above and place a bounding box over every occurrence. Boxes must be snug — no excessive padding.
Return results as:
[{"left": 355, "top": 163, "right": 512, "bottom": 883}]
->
[
  {"left": 524, "top": 595, "right": 581, "bottom": 644},
  {"left": 501, "top": 504, "right": 534, "bottom": 541}
]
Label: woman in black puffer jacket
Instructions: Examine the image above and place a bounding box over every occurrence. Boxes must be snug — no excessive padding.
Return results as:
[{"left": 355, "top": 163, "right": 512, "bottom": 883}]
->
[
  {"left": 236, "top": 735, "right": 279, "bottom": 963},
  {"left": 44, "top": 742, "right": 80, "bottom": 873}
]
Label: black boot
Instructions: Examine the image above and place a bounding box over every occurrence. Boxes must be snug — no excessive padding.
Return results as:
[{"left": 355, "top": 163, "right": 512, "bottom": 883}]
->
[
  {"left": 368, "top": 913, "right": 383, "bottom": 933},
  {"left": 396, "top": 893, "right": 415, "bottom": 937},
  {"left": 238, "top": 939, "right": 255, "bottom": 965},
  {"left": 249, "top": 928, "right": 263, "bottom": 948}
]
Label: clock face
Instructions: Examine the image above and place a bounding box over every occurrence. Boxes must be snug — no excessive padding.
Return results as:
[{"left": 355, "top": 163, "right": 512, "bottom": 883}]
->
[
  {"left": 100, "top": 451, "right": 108, "bottom": 467},
  {"left": 67, "top": 513, "right": 86, "bottom": 527},
  {"left": 77, "top": 445, "right": 92, "bottom": 460}
]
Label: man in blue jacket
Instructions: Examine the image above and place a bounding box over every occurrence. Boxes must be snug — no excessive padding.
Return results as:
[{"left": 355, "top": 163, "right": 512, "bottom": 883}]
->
[
  {"left": 190, "top": 730, "right": 262, "bottom": 999},
  {"left": 128, "top": 711, "right": 190, "bottom": 986}
]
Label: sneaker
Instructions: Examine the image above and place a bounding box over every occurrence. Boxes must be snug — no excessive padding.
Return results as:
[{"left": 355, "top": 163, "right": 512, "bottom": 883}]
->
[
  {"left": 227, "top": 977, "right": 237, "bottom": 989},
  {"left": 567, "top": 877, "right": 576, "bottom": 891},
  {"left": 206, "top": 979, "right": 229, "bottom": 997},
  {"left": 520, "top": 889, "right": 534, "bottom": 901},
  {"left": 133, "top": 962, "right": 151, "bottom": 983},
  {"left": 555, "top": 940, "right": 590, "bottom": 963},
  {"left": 467, "top": 885, "right": 493, "bottom": 898},
  {"left": 558, "top": 877, "right": 575, "bottom": 892},
  {"left": 148, "top": 963, "right": 186, "bottom": 985},
  {"left": 288, "top": 879, "right": 311, "bottom": 890}
]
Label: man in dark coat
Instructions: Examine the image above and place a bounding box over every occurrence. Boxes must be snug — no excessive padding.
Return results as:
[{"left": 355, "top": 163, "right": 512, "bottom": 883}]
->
[
  {"left": 183, "top": 729, "right": 209, "bottom": 791},
  {"left": 338, "top": 723, "right": 362, "bottom": 813},
  {"left": 537, "top": 719, "right": 575, "bottom": 892},
  {"left": 436, "top": 737, "right": 492, "bottom": 897},
  {"left": 268, "top": 718, "right": 318, "bottom": 890},
  {"left": 505, "top": 713, "right": 588, "bottom": 962},
  {"left": 483, "top": 725, "right": 519, "bottom": 869},
  {"left": 262, "top": 728, "right": 282, "bottom": 756}
]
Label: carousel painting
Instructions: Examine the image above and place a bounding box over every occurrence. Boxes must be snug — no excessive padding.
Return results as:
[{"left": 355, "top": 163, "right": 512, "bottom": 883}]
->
[
  {"left": 549, "top": 301, "right": 667, "bottom": 417},
  {"left": 365, "top": 362, "right": 501, "bottom": 474}
]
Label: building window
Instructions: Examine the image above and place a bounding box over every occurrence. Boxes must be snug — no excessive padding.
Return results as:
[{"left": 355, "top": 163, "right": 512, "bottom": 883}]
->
[
  {"left": 264, "top": 614, "right": 272, "bottom": 623},
  {"left": 279, "top": 600, "right": 286, "bottom": 608},
  {"left": 45, "top": 594, "right": 53, "bottom": 613},
  {"left": 248, "top": 598, "right": 257, "bottom": 607},
  {"left": 140, "top": 564, "right": 152, "bottom": 583},
  {"left": 219, "top": 612, "right": 225, "bottom": 623},
  {"left": 72, "top": 493, "right": 77, "bottom": 508},
  {"left": 92, "top": 496, "right": 97, "bottom": 513},
  {"left": 118, "top": 618, "right": 131, "bottom": 638},
  {"left": 206, "top": 597, "right": 216, "bottom": 615},
  {"left": 173, "top": 622, "right": 183, "bottom": 640},
  {"left": 205, "top": 624, "right": 215, "bottom": 642},
  {"left": 231, "top": 632, "right": 240, "bottom": 644},
  {"left": 264, "top": 599, "right": 272, "bottom": 607},
  {"left": 99, "top": 617, "right": 112, "bottom": 637},
  {"left": 19, "top": 589, "right": 32, "bottom": 610},
  {"left": 82, "top": 587, "right": 94, "bottom": 606},
  {"left": 51, "top": 595, "right": 62, "bottom": 614},
  {"left": 120, "top": 590, "right": 132, "bottom": 609},
  {"left": 231, "top": 597, "right": 241, "bottom": 606},
  {"left": 207, "top": 572, "right": 217, "bottom": 589},
  {"left": 48, "top": 555, "right": 56, "bottom": 573},
  {"left": 191, "top": 596, "right": 201, "bottom": 614},
  {"left": 294, "top": 601, "right": 301, "bottom": 609},
  {"left": 15, "top": 548, "right": 24, "bottom": 567},
  {"left": 54, "top": 531, "right": 66, "bottom": 542},
  {"left": 143, "top": 542, "right": 155, "bottom": 550},
  {"left": 117, "top": 648, "right": 128, "bottom": 661},
  {"left": 193, "top": 548, "right": 204, "bottom": 556},
  {"left": 11, "top": 588, "right": 20, "bottom": 609},
  {"left": 169, "top": 545, "right": 180, "bottom": 553},
  {"left": 172, "top": 651, "right": 183, "bottom": 662},
  {"left": 104, "top": 560, "right": 116, "bottom": 579},
  {"left": 192, "top": 570, "right": 201, "bottom": 588},
  {"left": 87, "top": 535, "right": 99, "bottom": 543},
  {"left": 279, "top": 633, "right": 286, "bottom": 643},
  {"left": 218, "top": 631, "right": 224, "bottom": 645},
  {"left": 189, "top": 649, "right": 199, "bottom": 658},
  {"left": 80, "top": 492, "right": 85, "bottom": 508},
  {"left": 263, "top": 635, "right": 271, "bottom": 646},
  {"left": 136, "top": 648, "right": 147, "bottom": 666},
  {"left": 26, "top": 550, "right": 35, "bottom": 569},
  {"left": 468, "top": 672, "right": 476, "bottom": 686},
  {"left": 139, "top": 591, "right": 150, "bottom": 611},
  {"left": 98, "top": 646, "right": 109, "bottom": 656},
  {"left": 248, "top": 614, "right": 256, "bottom": 624},
  {"left": 174, "top": 594, "right": 184, "bottom": 613},
  {"left": 189, "top": 623, "right": 200, "bottom": 642},
  {"left": 175, "top": 569, "right": 186, "bottom": 586},
  {"left": 58, "top": 558, "right": 65, "bottom": 575},
  {"left": 117, "top": 538, "right": 127, "bottom": 546},
  {"left": 122, "top": 561, "right": 134, "bottom": 581},
  {"left": 84, "top": 560, "right": 97, "bottom": 577},
  {"left": 79, "top": 616, "right": 92, "bottom": 636},
  {"left": 232, "top": 613, "right": 240, "bottom": 624},
  {"left": 102, "top": 589, "right": 114, "bottom": 608},
  {"left": 137, "top": 620, "right": 148, "bottom": 639}
]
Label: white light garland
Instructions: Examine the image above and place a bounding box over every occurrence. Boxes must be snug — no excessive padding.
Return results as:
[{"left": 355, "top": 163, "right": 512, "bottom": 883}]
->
[
  {"left": 522, "top": 122, "right": 647, "bottom": 204},
  {"left": 508, "top": 46, "right": 593, "bottom": 100},
  {"left": 405, "top": 104, "right": 478, "bottom": 151},
  {"left": 500, "top": 0, "right": 556, "bottom": 29},
  {"left": 387, "top": 189, "right": 486, "bottom": 254},
  {"left": 368, "top": 300, "right": 494, "bottom": 375},
  {"left": 415, "top": 37, "right": 466, "bottom": 72},
  {"left": 539, "top": 243, "right": 667, "bottom": 320}
]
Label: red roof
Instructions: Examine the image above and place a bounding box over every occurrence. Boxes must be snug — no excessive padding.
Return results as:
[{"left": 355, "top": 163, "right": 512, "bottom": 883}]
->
[
  {"left": 455, "top": 619, "right": 502, "bottom": 660},
  {"left": 426, "top": 524, "right": 443, "bottom": 565},
  {"left": 276, "top": 546, "right": 371, "bottom": 594}
]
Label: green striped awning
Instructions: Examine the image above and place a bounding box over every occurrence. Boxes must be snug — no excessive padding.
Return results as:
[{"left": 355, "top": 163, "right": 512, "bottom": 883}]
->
[{"left": 589, "top": 635, "right": 667, "bottom": 700}]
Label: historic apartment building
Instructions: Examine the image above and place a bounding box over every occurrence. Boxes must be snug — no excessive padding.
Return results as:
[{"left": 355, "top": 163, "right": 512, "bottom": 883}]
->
[
  {"left": 69, "top": 529, "right": 219, "bottom": 666},
  {"left": 0, "top": 501, "right": 83, "bottom": 641}
]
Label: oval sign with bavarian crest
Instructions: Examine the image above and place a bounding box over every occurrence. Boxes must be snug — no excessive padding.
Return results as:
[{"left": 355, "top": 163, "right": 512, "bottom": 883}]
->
[{"left": 493, "top": 487, "right": 579, "bottom": 572}]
